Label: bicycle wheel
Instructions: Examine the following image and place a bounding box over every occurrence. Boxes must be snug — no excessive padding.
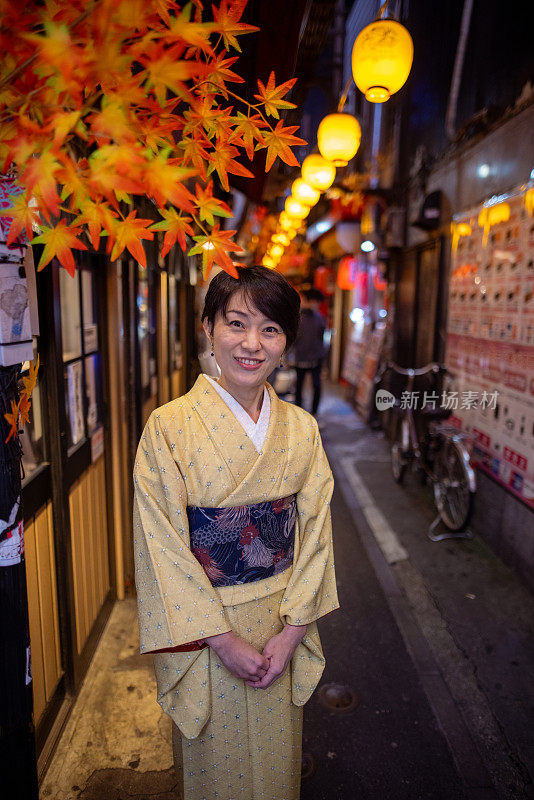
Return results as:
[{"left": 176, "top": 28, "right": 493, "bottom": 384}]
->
[
  {"left": 391, "top": 415, "right": 409, "bottom": 483},
  {"left": 433, "top": 439, "right": 475, "bottom": 531}
]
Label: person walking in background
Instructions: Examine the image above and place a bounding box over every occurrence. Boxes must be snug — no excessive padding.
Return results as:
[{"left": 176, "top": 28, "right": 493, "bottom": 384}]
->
[{"left": 294, "top": 288, "right": 326, "bottom": 416}]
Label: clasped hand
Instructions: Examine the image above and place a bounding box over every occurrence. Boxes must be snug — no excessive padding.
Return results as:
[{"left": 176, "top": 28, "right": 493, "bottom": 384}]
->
[{"left": 205, "top": 624, "right": 307, "bottom": 690}]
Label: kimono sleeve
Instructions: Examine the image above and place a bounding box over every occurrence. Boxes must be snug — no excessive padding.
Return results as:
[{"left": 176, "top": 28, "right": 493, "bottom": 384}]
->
[
  {"left": 133, "top": 410, "right": 231, "bottom": 654},
  {"left": 280, "top": 419, "right": 339, "bottom": 626}
]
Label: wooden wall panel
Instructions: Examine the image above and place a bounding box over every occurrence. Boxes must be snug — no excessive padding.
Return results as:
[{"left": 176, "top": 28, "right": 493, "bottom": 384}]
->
[
  {"left": 69, "top": 456, "right": 110, "bottom": 655},
  {"left": 24, "top": 517, "right": 46, "bottom": 723},
  {"left": 24, "top": 502, "right": 63, "bottom": 724}
]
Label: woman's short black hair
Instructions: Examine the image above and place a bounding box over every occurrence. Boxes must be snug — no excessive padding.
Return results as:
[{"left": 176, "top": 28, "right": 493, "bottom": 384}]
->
[{"left": 201, "top": 266, "right": 301, "bottom": 349}]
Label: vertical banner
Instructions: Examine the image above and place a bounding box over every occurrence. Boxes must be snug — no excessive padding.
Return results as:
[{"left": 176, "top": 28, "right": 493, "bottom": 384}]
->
[{"left": 446, "top": 186, "right": 534, "bottom": 503}]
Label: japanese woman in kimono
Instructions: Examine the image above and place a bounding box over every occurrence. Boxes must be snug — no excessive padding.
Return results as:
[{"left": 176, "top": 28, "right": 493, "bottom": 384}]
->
[{"left": 134, "top": 266, "right": 338, "bottom": 800}]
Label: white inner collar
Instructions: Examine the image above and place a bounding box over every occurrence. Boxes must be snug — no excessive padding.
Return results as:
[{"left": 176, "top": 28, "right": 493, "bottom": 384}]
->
[{"left": 204, "top": 375, "right": 271, "bottom": 452}]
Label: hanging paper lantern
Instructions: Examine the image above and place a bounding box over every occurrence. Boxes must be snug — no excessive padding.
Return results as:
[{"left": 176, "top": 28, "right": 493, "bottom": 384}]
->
[
  {"left": 279, "top": 226, "right": 297, "bottom": 241},
  {"left": 272, "top": 232, "right": 291, "bottom": 246},
  {"left": 291, "top": 178, "right": 320, "bottom": 207},
  {"left": 314, "top": 266, "right": 334, "bottom": 296},
  {"left": 317, "top": 113, "right": 362, "bottom": 166},
  {"left": 352, "top": 19, "right": 414, "bottom": 103},
  {"left": 301, "top": 154, "right": 336, "bottom": 192},
  {"left": 279, "top": 212, "right": 300, "bottom": 231},
  {"left": 337, "top": 256, "right": 357, "bottom": 290},
  {"left": 269, "top": 243, "right": 284, "bottom": 258},
  {"left": 285, "top": 196, "right": 310, "bottom": 220}
]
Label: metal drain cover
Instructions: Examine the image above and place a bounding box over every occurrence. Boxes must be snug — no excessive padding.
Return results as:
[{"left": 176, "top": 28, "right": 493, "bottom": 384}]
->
[
  {"left": 317, "top": 682, "right": 358, "bottom": 713},
  {"left": 301, "top": 751, "right": 315, "bottom": 780}
]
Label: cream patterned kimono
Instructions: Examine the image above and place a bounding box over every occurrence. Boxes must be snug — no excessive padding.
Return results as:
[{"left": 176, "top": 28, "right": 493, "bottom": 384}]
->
[{"left": 133, "top": 375, "right": 338, "bottom": 800}]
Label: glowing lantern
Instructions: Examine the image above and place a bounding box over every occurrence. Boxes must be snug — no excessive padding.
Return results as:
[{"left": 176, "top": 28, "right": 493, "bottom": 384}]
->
[
  {"left": 337, "top": 256, "right": 357, "bottom": 290},
  {"left": 352, "top": 19, "right": 414, "bottom": 103},
  {"left": 279, "top": 212, "right": 300, "bottom": 231},
  {"left": 478, "top": 202, "right": 510, "bottom": 246},
  {"left": 291, "top": 178, "right": 320, "bottom": 207},
  {"left": 269, "top": 244, "right": 284, "bottom": 258},
  {"left": 285, "top": 196, "right": 310, "bottom": 220},
  {"left": 314, "top": 266, "right": 334, "bottom": 296},
  {"left": 317, "top": 113, "right": 361, "bottom": 166},
  {"left": 301, "top": 154, "right": 336, "bottom": 192},
  {"left": 273, "top": 232, "right": 291, "bottom": 246},
  {"left": 262, "top": 255, "right": 276, "bottom": 269}
]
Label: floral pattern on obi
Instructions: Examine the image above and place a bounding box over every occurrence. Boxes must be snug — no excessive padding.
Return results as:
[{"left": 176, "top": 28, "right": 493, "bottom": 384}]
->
[{"left": 187, "top": 495, "right": 297, "bottom": 587}]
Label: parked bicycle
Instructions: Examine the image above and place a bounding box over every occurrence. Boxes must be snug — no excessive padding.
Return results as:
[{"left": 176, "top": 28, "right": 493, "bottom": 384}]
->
[{"left": 375, "top": 361, "right": 476, "bottom": 540}]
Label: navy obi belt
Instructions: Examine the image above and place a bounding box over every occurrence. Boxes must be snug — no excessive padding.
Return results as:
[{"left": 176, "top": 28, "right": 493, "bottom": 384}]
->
[{"left": 187, "top": 495, "right": 297, "bottom": 588}]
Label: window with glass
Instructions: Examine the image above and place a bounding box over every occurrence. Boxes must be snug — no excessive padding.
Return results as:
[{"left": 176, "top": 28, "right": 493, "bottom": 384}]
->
[
  {"left": 137, "top": 263, "right": 157, "bottom": 397},
  {"left": 59, "top": 264, "right": 103, "bottom": 451}
]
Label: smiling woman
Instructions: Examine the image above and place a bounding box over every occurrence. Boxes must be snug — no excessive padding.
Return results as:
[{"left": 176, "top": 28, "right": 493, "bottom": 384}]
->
[
  {"left": 133, "top": 265, "right": 339, "bottom": 800},
  {"left": 201, "top": 267, "right": 300, "bottom": 421}
]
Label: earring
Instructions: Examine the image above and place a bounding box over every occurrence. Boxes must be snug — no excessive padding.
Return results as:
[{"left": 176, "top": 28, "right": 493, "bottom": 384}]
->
[
  {"left": 279, "top": 358, "right": 284, "bottom": 368},
  {"left": 210, "top": 341, "right": 214, "bottom": 357}
]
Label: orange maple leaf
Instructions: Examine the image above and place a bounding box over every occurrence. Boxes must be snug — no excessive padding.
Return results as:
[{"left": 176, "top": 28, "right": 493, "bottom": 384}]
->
[
  {"left": 207, "top": 140, "right": 254, "bottom": 192},
  {"left": 72, "top": 200, "right": 118, "bottom": 250},
  {"left": 4, "top": 399, "right": 19, "bottom": 443},
  {"left": 57, "top": 157, "right": 90, "bottom": 210},
  {"left": 0, "top": 192, "right": 40, "bottom": 245},
  {"left": 140, "top": 45, "right": 201, "bottom": 105},
  {"left": 21, "top": 150, "right": 62, "bottom": 218},
  {"left": 87, "top": 98, "right": 136, "bottom": 144},
  {"left": 48, "top": 110, "right": 85, "bottom": 147},
  {"left": 166, "top": 3, "right": 215, "bottom": 52},
  {"left": 188, "top": 224, "right": 244, "bottom": 278},
  {"left": 254, "top": 71, "right": 297, "bottom": 118},
  {"left": 150, "top": 209, "right": 194, "bottom": 257},
  {"left": 22, "top": 354, "right": 39, "bottom": 399},
  {"left": 177, "top": 136, "right": 210, "bottom": 181},
  {"left": 31, "top": 220, "right": 88, "bottom": 276},
  {"left": 194, "top": 181, "right": 232, "bottom": 226},
  {"left": 202, "top": 53, "right": 244, "bottom": 96},
  {"left": 212, "top": 1, "right": 259, "bottom": 52},
  {"left": 257, "top": 120, "right": 307, "bottom": 171},
  {"left": 108, "top": 211, "right": 154, "bottom": 267},
  {"left": 18, "top": 393, "right": 32, "bottom": 428},
  {"left": 229, "top": 112, "right": 267, "bottom": 160},
  {"left": 182, "top": 96, "right": 234, "bottom": 140},
  {"left": 143, "top": 151, "right": 196, "bottom": 212}
]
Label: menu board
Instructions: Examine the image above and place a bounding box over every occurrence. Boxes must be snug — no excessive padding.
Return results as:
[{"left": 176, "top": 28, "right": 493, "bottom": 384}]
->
[{"left": 445, "top": 186, "right": 534, "bottom": 504}]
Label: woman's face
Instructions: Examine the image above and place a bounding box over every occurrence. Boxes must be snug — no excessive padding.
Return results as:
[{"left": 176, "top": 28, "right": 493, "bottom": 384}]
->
[{"left": 203, "top": 291, "right": 287, "bottom": 392}]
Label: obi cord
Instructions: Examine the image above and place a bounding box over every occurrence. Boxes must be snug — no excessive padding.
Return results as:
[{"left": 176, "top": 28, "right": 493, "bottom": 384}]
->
[{"left": 187, "top": 495, "right": 297, "bottom": 587}]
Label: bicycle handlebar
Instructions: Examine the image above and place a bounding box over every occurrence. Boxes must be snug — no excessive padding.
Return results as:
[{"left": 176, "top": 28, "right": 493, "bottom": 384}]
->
[
  {"left": 375, "top": 360, "right": 450, "bottom": 384},
  {"left": 385, "top": 361, "right": 445, "bottom": 377}
]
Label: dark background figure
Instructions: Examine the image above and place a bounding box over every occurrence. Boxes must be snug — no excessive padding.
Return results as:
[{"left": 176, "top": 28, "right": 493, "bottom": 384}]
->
[{"left": 294, "top": 288, "right": 325, "bottom": 416}]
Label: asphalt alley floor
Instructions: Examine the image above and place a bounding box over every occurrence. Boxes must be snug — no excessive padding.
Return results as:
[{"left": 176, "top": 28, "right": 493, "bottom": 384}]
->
[{"left": 40, "top": 382, "right": 534, "bottom": 800}]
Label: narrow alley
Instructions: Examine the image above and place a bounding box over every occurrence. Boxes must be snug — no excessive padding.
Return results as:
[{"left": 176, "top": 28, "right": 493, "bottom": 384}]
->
[{"left": 40, "top": 384, "right": 534, "bottom": 800}]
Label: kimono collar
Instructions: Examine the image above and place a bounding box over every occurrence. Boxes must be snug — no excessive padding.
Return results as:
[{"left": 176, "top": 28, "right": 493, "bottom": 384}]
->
[{"left": 203, "top": 374, "right": 270, "bottom": 452}]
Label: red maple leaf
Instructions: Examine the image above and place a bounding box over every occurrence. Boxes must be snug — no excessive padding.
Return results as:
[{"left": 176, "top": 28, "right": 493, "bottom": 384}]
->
[
  {"left": 150, "top": 209, "right": 194, "bottom": 257},
  {"left": 254, "top": 71, "right": 297, "bottom": 118},
  {"left": 257, "top": 121, "right": 307, "bottom": 171},
  {"left": 31, "top": 220, "right": 88, "bottom": 276},
  {"left": 108, "top": 211, "right": 154, "bottom": 268},
  {"left": 188, "top": 224, "right": 244, "bottom": 278}
]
